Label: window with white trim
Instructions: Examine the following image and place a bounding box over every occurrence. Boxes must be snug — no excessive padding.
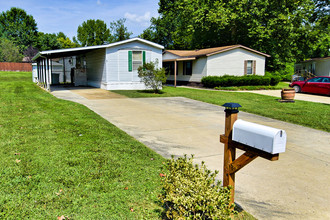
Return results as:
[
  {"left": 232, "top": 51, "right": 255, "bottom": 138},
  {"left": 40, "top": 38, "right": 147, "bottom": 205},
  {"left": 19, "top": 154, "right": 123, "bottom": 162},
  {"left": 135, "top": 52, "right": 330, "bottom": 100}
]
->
[
  {"left": 133, "top": 51, "right": 142, "bottom": 71},
  {"left": 128, "top": 51, "right": 146, "bottom": 72}
]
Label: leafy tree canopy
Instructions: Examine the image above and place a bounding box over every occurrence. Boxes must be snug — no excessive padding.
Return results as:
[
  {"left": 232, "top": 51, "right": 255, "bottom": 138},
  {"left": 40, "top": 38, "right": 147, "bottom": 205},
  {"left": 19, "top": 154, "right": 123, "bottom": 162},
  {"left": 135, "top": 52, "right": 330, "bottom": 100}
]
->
[
  {"left": 76, "top": 19, "right": 110, "bottom": 46},
  {"left": 57, "top": 37, "right": 79, "bottom": 49},
  {"left": 36, "top": 32, "right": 61, "bottom": 51},
  {"left": 0, "top": 37, "right": 23, "bottom": 62},
  {"left": 146, "top": 0, "right": 329, "bottom": 70},
  {"left": 109, "top": 18, "right": 132, "bottom": 42},
  {"left": 0, "top": 7, "right": 38, "bottom": 52}
]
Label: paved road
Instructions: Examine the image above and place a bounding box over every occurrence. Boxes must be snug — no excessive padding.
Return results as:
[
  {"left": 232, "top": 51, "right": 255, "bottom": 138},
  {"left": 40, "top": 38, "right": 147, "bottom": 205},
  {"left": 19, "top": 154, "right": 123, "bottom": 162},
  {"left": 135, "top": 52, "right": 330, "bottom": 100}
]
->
[{"left": 52, "top": 87, "right": 330, "bottom": 220}]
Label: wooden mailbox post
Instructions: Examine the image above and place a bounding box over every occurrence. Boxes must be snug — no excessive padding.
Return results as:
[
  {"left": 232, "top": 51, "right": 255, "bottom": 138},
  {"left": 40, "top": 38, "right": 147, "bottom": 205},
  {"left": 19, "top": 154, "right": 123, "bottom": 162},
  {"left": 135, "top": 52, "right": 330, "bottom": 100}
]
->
[{"left": 220, "top": 103, "right": 282, "bottom": 205}]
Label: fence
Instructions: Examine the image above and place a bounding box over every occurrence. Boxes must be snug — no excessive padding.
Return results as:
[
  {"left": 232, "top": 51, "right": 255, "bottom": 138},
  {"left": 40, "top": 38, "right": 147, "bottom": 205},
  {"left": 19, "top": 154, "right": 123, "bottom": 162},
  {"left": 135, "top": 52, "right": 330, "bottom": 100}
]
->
[{"left": 0, "top": 62, "right": 32, "bottom": 72}]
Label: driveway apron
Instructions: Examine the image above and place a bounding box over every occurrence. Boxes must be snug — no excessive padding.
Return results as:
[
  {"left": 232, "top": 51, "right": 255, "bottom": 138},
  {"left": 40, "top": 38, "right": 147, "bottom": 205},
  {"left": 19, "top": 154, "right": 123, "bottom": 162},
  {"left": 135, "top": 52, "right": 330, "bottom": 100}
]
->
[{"left": 52, "top": 88, "right": 330, "bottom": 220}]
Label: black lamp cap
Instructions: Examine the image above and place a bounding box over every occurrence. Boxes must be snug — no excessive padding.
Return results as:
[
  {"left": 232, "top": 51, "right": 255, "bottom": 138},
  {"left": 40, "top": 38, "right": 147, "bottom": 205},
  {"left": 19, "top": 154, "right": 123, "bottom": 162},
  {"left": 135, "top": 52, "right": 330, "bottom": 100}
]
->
[
  {"left": 222, "top": 102, "right": 242, "bottom": 113},
  {"left": 222, "top": 103, "right": 242, "bottom": 108}
]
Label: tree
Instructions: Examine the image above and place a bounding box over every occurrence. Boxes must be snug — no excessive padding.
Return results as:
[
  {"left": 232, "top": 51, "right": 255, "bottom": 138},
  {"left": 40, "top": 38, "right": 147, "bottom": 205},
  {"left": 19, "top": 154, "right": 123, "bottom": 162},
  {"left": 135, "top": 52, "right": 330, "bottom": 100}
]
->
[
  {"left": 109, "top": 18, "right": 132, "bottom": 42},
  {"left": 57, "top": 37, "right": 79, "bottom": 49},
  {"left": 76, "top": 19, "right": 110, "bottom": 46},
  {"left": 147, "top": 0, "right": 325, "bottom": 70},
  {"left": 56, "top": 32, "right": 67, "bottom": 40},
  {"left": 23, "top": 46, "right": 38, "bottom": 62},
  {"left": 138, "top": 60, "right": 166, "bottom": 93},
  {"left": 0, "top": 7, "right": 38, "bottom": 51},
  {"left": 0, "top": 37, "right": 23, "bottom": 62},
  {"left": 36, "top": 32, "right": 61, "bottom": 51}
]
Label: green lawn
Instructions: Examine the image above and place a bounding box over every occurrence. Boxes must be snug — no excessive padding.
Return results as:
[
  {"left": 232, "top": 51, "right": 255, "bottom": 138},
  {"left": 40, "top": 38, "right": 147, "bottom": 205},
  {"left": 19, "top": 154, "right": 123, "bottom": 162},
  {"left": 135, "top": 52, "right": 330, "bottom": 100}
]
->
[
  {"left": 114, "top": 86, "right": 330, "bottom": 132},
  {"left": 0, "top": 71, "right": 165, "bottom": 219}
]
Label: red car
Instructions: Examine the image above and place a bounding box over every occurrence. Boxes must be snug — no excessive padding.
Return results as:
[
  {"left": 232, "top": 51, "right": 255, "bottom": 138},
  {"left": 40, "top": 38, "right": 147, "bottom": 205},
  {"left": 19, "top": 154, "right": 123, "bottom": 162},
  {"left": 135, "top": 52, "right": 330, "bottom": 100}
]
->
[{"left": 289, "top": 76, "right": 330, "bottom": 95}]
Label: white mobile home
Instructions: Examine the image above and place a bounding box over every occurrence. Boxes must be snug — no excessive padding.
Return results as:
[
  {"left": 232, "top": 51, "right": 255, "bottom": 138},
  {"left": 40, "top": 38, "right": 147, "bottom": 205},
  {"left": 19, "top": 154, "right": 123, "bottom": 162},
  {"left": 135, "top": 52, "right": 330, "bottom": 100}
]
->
[
  {"left": 32, "top": 38, "right": 164, "bottom": 90},
  {"left": 294, "top": 57, "right": 330, "bottom": 77},
  {"left": 163, "top": 45, "right": 270, "bottom": 84}
]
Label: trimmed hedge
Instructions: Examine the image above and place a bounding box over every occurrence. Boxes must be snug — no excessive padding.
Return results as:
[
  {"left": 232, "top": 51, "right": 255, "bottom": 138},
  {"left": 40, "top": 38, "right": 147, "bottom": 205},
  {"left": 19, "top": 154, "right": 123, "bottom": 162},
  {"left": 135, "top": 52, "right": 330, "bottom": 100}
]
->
[{"left": 201, "top": 75, "right": 280, "bottom": 88}]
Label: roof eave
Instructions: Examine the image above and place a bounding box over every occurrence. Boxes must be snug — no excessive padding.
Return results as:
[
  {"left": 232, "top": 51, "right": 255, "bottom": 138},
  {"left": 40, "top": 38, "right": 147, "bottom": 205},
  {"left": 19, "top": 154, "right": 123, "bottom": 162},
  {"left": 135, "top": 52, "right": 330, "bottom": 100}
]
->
[
  {"left": 32, "top": 38, "right": 164, "bottom": 61},
  {"left": 206, "top": 45, "right": 271, "bottom": 57}
]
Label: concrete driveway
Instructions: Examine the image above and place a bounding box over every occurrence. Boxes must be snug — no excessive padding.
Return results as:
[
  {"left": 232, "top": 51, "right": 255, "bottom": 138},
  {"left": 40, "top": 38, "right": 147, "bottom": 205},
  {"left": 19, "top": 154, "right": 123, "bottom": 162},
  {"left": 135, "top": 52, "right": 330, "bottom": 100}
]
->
[{"left": 52, "top": 87, "right": 330, "bottom": 220}]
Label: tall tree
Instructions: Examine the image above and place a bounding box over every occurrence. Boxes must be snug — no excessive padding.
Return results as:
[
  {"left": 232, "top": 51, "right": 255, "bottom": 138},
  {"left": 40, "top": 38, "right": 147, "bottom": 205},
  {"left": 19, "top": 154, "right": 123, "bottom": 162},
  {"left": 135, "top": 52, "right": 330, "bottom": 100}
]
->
[
  {"left": 76, "top": 19, "right": 110, "bottom": 46},
  {"left": 0, "top": 37, "right": 23, "bottom": 62},
  {"left": 36, "top": 32, "right": 61, "bottom": 51},
  {"left": 109, "top": 18, "right": 132, "bottom": 42},
  {"left": 148, "top": 0, "right": 325, "bottom": 70},
  {"left": 57, "top": 37, "right": 79, "bottom": 49},
  {"left": 0, "top": 7, "right": 38, "bottom": 51}
]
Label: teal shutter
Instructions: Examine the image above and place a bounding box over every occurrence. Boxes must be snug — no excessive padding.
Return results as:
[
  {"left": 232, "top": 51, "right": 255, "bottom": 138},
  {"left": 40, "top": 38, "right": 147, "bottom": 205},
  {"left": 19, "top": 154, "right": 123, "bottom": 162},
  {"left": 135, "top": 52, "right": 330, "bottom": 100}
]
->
[
  {"left": 142, "top": 51, "right": 146, "bottom": 64},
  {"left": 142, "top": 51, "right": 146, "bottom": 70},
  {"left": 128, "top": 51, "right": 132, "bottom": 72}
]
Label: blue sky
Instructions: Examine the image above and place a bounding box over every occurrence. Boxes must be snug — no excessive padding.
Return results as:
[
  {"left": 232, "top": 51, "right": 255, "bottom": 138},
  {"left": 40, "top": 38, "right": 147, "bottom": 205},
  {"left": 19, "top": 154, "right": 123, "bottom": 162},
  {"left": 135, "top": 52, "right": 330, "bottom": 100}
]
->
[{"left": 0, "top": 0, "right": 159, "bottom": 39}]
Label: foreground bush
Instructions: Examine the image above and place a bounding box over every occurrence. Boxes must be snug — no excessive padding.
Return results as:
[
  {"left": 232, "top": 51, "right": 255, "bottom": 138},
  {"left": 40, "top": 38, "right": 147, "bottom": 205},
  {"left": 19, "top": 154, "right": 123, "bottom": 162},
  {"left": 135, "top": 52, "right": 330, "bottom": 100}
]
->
[
  {"left": 201, "top": 75, "right": 280, "bottom": 88},
  {"left": 160, "top": 155, "right": 234, "bottom": 219}
]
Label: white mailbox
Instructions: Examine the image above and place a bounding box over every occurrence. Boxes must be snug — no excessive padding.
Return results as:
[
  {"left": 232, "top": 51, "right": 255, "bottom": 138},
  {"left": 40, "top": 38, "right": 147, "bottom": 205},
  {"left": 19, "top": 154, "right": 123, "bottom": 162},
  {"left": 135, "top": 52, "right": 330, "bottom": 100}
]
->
[{"left": 232, "top": 119, "right": 286, "bottom": 154}]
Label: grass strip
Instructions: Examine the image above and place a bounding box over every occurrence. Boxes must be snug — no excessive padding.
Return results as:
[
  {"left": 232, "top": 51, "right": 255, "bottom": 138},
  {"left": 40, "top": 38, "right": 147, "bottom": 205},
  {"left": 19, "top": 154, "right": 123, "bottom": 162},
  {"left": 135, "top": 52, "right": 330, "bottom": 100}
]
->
[
  {"left": 0, "top": 71, "right": 164, "bottom": 219},
  {"left": 113, "top": 86, "right": 329, "bottom": 132}
]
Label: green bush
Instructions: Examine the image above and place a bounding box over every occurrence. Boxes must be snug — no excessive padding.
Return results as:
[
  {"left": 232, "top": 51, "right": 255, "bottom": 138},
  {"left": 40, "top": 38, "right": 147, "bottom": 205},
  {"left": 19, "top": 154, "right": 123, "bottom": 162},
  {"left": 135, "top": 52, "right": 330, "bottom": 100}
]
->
[
  {"left": 269, "top": 75, "right": 281, "bottom": 86},
  {"left": 159, "top": 155, "right": 234, "bottom": 219},
  {"left": 138, "top": 60, "right": 167, "bottom": 93},
  {"left": 265, "top": 62, "right": 294, "bottom": 82},
  {"left": 201, "top": 75, "right": 273, "bottom": 88}
]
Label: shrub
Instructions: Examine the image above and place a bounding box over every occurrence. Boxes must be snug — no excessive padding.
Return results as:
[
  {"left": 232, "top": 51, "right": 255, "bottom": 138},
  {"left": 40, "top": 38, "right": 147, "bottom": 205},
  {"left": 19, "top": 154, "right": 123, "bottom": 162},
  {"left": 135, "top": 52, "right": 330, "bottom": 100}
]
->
[
  {"left": 159, "top": 155, "right": 234, "bottom": 219},
  {"left": 138, "top": 60, "right": 166, "bottom": 93},
  {"left": 269, "top": 75, "right": 281, "bottom": 86},
  {"left": 201, "top": 75, "right": 272, "bottom": 88}
]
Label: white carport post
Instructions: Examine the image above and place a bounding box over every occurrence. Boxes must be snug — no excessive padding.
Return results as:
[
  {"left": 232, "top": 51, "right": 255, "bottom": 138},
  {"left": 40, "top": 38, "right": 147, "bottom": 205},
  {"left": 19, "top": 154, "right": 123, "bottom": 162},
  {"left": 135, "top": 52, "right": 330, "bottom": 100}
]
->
[
  {"left": 36, "top": 60, "right": 40, "bottom": 85},
  {"left": 46, "top": 57, "right": 51, "bottom": 91},
  {"left": 174, "top": 60, "right": 177, "bottom": 88},
  {"left": 43, "top": 58, "right": 48, "bottom": 90}
]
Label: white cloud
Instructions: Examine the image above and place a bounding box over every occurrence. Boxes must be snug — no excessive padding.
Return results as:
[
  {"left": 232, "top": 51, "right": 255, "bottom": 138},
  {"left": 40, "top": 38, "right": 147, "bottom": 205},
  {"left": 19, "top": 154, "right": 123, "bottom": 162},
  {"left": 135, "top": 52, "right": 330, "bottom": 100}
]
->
[
  {"left": 124, "top": 11, "right": 151, "bottom": 25},
  {"left": 97, "top": 0, "right": 101, "bottom": 5}
]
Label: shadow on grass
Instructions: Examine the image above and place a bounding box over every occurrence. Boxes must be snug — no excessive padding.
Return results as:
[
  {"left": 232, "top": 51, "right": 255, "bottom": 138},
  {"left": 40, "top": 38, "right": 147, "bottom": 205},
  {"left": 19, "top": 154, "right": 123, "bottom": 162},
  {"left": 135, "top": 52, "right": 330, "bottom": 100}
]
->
[{"left": 137, "top": 90, "right": 165, "bottom": 94}]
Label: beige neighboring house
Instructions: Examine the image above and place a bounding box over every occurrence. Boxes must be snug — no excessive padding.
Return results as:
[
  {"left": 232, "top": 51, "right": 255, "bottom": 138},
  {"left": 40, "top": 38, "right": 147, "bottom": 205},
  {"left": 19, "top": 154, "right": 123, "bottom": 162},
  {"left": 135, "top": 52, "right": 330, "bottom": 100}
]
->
[
  {"left": 294, "top": 57, "right": 330, "bottom": 77},
  {"left": 163, "top": 45, "right": 270, "bottom": 84}
]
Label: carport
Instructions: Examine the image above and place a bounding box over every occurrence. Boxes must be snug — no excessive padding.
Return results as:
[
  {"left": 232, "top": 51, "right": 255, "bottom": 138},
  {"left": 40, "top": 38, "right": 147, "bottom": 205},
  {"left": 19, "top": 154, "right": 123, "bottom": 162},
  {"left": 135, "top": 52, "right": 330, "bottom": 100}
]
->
[{"left": 32, "top": 45, "right": 106, "bottom": 91}]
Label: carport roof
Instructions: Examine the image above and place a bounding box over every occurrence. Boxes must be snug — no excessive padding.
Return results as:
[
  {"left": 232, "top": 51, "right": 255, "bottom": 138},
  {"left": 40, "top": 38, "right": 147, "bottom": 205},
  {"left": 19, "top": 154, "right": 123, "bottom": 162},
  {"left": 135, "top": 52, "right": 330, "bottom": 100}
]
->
[{"left": 32, "top": 37, "right": 164, "bottom": 60}]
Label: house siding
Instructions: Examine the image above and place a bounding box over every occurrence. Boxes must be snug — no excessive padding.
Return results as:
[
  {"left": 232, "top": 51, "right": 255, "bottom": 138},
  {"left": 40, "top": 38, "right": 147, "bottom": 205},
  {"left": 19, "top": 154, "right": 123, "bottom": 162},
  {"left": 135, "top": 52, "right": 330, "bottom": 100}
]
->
[
  {"left": 163, "top": 52, "right": 180, "bottom": 60},
  {"left": 167, "top": 57, "right": 207, "bottom": 82},
  {"left": 316, "top": 60, "right": 330, "bottom": 76},
  {"left": 207, "top": 48, "right": 266, "bottom": 77},
  {"left": 104, "top": 41, "right": 163, "bottom": 90},
  {"left": 86, "top": 48, "right": 106, "bottom": 88}
]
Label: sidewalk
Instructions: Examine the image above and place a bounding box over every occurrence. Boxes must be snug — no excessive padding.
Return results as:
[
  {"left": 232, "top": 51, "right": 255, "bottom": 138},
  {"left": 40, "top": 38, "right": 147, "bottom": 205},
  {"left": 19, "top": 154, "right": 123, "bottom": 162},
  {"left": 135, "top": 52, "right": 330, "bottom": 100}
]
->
[
  {"left": 239, "top": 90, "right": 330, "bottom": 104},
  {"left": 52, "top": 88, "right": 330, "bottom": 220}
]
